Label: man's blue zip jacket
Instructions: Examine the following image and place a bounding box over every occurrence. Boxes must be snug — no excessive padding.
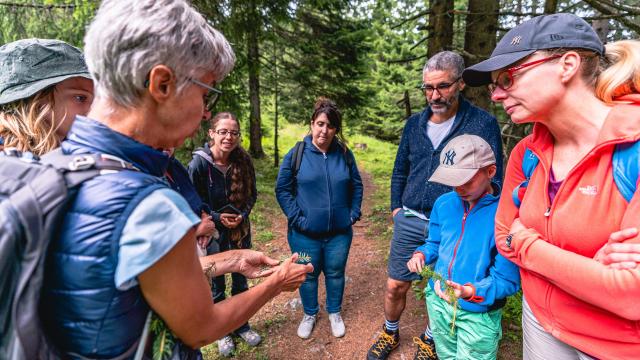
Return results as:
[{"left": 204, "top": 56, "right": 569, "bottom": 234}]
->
[
  {"left": 275, "top": 135, "right": 363, "bottom": 236},
  {"left": 391, "top": 95, "right": 503, "bottom": 216},
  {"left": 415, "top": 185, "right": 520, "bottom": 313}
]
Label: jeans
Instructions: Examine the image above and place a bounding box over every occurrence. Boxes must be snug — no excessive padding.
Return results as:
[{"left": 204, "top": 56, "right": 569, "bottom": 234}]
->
[
  {"left": 287, "top": 228, "right": 353, "bottom": 315},
  {"left": 206, "top": 227, "right": 252, "bottom": 334}
]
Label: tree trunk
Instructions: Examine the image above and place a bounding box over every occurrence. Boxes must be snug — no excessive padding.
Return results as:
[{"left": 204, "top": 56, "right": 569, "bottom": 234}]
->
[
  {"left": 273, "top": 39, "right": 279, "bottom": 167},
  {"left": 247, "top": 2, "right": 265, "bottom": 158},
  {"left": 592, "top": 13, "right": 610, "bottom": 43},
  {"left": 544, "top": 0, "right": 558, "bottom": 14},
  {"left": 427, "top": 0, "right": 454, "bottom": 58},
  {"left": 462, "top": 0, "right": 499, "bottom": 111},
  {"left": 403, "top": 90, "right": 411, "bottom": 118}
]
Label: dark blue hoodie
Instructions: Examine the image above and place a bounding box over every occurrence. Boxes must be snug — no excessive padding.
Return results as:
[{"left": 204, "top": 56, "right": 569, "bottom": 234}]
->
[{"left": 276, "top": 136, "right": 363, "bottom": 236}]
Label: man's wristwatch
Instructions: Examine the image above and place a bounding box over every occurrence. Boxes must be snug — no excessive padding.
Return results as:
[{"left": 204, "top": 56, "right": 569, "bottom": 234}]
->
[{"left": 505, "top": 234, "right": 514, "bottom": 249}]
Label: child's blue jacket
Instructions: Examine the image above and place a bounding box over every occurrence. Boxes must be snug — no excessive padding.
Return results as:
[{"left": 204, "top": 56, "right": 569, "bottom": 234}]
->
[{"left": 416, "top": 185, "right": 520, "bottom": 312}]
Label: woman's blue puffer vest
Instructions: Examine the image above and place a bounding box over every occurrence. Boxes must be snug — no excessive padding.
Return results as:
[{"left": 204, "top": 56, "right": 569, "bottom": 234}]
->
[{"left": 41, "top": 117, "right": 169, "bottom": 358}]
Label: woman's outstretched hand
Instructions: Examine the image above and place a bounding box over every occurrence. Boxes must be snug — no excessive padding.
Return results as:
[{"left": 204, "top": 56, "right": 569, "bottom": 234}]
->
[
  {"left": 269, "top": 253, "right": 314, "bottom": 293},
  {"left": 233, "top": 249, "right": 280, "bottom": 278}
]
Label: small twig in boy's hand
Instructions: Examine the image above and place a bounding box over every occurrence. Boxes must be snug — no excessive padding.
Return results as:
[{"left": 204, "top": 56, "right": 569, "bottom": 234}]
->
[{"left": 420, "top": 267, "right": 459, "bottom": 335}]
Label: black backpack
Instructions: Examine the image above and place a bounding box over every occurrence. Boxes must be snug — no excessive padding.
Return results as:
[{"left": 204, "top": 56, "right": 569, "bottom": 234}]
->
[{"left": 0, "top": 148, "right": 139, "bottom": 360}]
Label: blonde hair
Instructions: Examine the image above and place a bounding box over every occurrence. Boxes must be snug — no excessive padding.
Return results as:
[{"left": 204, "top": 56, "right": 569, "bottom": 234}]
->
[
  {"left": 596, "top": 39, "right": 640, "bottom": 103},
  {"left": 0, "top": 88, "right": 60, "bottom": 156}
]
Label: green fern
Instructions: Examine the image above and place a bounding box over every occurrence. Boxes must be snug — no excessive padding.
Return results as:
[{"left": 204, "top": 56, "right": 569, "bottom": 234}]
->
[
  {"left": 420, "top": 267, "right": 458, "bottom": 335},
  {"left": 150, "top": 313, "right": 176, "bottom": 360}
]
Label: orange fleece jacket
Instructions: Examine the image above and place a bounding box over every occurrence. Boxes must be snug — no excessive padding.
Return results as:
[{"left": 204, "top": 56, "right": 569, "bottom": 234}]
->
[{"left": 495, "top": 104, "right": 640, "bottom": 360}]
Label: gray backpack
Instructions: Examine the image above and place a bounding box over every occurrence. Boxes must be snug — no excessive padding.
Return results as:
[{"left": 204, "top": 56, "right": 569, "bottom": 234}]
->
[{"left": 0, "top": 148, "right": 140, "bottom": 360}]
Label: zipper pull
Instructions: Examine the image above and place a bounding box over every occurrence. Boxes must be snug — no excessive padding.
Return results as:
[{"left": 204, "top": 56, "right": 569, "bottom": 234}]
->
[
  {"left": 323, "top": 153, "right": 327, "bottom": 159},
  {"left": 544, "top": 207, "right": 551, "bottom": 217}
]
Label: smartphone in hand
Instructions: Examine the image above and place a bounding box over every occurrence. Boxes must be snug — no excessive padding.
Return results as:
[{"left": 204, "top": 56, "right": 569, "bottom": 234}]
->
[{"left": 217, "top": 204, "right": 241, "bottom": 215}]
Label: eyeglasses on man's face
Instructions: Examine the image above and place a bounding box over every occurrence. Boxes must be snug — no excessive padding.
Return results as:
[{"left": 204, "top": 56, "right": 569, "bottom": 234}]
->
[
  {"left": 190, "top": 78, "right": 223, "bottom": 110},
  {"left": 488, "top": 55, "right": 561, "bottom": 93},
  {"left": 419, "top": 77, "right": 461, "bottom": 97},
  {"left": 214, "top": 129, "right": 240, "bottom": 137}
]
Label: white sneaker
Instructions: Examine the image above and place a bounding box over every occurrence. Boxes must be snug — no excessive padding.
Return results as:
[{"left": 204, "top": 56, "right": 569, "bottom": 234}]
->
[
  {"left": 328, "top": 312, "right": 345, "bottom": 337},
  {"left": 217, "top": 335, "right": 235, "bottom": 357},
  {"left": 297, "top": 314, "right": 317, "bottom": 339},
  {"left": 238, "top": 328, "right": 262, "bottom": 346}
]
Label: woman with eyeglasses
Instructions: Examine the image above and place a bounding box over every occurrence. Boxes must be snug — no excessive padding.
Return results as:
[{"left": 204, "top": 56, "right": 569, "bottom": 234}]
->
[
  {"left": 463, "top": 14, "right": 640, "bottom": 360},
  {"left": 188, "top": 111, "right": 260, "bottom": 356},
  {"left": 275, "top": 97, "right": 363, "bottom": 340}
]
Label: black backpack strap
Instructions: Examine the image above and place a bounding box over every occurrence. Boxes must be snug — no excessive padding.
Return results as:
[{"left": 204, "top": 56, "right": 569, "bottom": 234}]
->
[{"left": 292, "top": 141, "right": 305, "bottom": 177}]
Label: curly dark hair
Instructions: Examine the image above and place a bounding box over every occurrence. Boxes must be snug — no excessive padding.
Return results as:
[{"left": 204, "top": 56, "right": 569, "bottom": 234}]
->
[{"left": 208, "top": 112, "right": 255, "bottom": 210}]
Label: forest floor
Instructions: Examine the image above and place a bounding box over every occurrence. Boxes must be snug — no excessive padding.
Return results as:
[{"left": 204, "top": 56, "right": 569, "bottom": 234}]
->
[{"left": 202, "top": 169, "right": 523, "bottom": 360}]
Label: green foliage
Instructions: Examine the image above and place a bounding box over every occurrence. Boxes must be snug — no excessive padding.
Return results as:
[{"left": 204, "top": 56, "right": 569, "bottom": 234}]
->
[
  {"left": 359, "top": 0, "right": 428, "bottom": 143},
  {"left": 502, "top": 290, "right": 523, "bottom": 341},
  {"left": 150, "top": 313, "right": 176, "bottom": 360},
  {"left": 0, "top": 0, "right": 98, "bottom": 46}
]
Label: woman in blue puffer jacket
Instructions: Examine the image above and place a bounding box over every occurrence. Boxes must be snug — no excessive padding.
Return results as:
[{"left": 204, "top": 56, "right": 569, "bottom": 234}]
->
[{"left": 276, "top": 97, "right": 363, "bottom": 340}]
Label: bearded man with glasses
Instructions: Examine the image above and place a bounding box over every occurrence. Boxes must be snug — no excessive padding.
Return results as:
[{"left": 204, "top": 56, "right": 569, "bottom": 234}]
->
[{"left": 367, "top": 50, "right": 503, "bottom": 360}]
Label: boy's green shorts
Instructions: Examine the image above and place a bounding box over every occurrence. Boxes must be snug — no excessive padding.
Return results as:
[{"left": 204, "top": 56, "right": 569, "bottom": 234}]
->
[{"left": 425, "top": 286, "right": 502, "bottom": 360}]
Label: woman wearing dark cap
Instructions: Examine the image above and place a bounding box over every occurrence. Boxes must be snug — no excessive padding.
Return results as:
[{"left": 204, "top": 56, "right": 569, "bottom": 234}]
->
[
  {"left": 462, "top": 14, "right": 640, "bottom": 360},
  {"left": 276, "top": 97, "right": 363, "bottom": 339},
  {"left": 0, "top": 39, "right": 93, "bottom": 156}
]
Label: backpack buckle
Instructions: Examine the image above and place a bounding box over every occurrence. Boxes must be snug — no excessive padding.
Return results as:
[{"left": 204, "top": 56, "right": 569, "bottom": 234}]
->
[{"left": 68, "top": 155, "right": 96, "bottom": 171}]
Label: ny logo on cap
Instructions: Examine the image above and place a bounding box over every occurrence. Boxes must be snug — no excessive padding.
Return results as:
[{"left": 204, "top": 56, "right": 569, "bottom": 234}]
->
[
  {"left": 510, "top": 36, "right": 522, "bottom": 45},
  {"left": 444, "top": 149, "right": 456, "bottom": 165}
]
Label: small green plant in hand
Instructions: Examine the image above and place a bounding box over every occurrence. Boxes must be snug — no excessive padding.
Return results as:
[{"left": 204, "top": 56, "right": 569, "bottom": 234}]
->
[
  {"left": 420, "top": 267, "right": 458, "bottom": 335},
  {"left": 259, "top": 252, "right": 312, "bottom": 274},
  {"left": 290, "top": 252, "right": 312, "bottom": 264}
]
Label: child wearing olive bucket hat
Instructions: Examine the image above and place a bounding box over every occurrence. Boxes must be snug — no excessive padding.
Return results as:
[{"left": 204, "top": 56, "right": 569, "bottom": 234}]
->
[{"left": 0, "top": 39, "right": 93, "bottom": 155}]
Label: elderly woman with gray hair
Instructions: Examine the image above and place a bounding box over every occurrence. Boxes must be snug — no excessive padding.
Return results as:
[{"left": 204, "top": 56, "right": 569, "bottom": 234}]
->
[{"left": 38, "top": 1, "right": 313, "bottom": 359}]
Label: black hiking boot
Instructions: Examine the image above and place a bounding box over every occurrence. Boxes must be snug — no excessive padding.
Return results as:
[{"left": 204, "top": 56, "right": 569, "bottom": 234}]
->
[
  {"left": 367, "top": 326, "right": 399, "bottom": 360},
  {"left": 413, "top": 333, "right": 438, "bottom": 360}
]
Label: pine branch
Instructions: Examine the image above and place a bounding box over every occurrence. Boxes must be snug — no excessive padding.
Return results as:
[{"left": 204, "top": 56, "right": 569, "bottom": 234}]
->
[
  {"left": 386, "top": 53, "right": 429, "bottom": 64},
  {"left": 0, "top": 1, "right": 77, "bottom": 9},
  {"left": 409, "top": 36, "right": 430, "bottom": 51},
  {"left": 390, "top": 9, "right": 431, "bottom": 30},
  {"left": 582, "top": 0, "right": 640, "bottom": 34}
]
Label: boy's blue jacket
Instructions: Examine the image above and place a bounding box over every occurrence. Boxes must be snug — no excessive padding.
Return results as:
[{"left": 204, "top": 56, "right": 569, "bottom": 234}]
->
[
  {"left": 416, "top": 185, "right": 520, "bottom": 313},
  {"left": 275, "top": 135, "right": 363, "bottom": 235}
]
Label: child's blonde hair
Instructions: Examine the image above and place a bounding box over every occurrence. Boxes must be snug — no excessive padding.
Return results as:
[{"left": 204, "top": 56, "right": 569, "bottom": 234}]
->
[
  {"left": 0, "top": 87, "right": 61, "bottom": 156},
  {"left": 596, "top": 39, "right": 640, "bottom": 103}
]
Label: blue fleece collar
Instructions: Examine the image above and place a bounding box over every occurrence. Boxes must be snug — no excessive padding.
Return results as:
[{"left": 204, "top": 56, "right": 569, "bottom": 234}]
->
[{"left": 303, "top": 134, "right": 342, "bottom": 153}]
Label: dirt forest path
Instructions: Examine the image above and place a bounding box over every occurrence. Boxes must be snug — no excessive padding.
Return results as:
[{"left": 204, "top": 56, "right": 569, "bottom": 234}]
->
[{"left": 247, "top": 170, "right": 428, "bottom": 360}]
